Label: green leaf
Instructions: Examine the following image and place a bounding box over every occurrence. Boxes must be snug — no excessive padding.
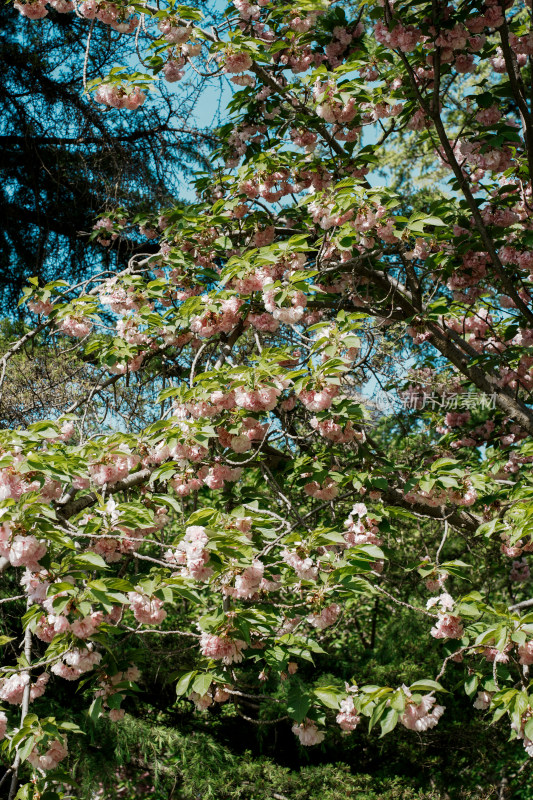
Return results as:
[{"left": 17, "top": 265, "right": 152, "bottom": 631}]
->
[
  {"left": 22, "top": 605, "right": 45, "bottom": 632},
  {"left": 313, "top": 686, "right": 344, "bottom": 710},
  {"left": 175, "top": 671, "right": 197, "bottom": 697},
  {"left": 407, "top": 213, "right": 446, "bottom": 234},
  {"left": 524, "top": 717, "right": 533, "bottom": 741},
  {"left": 192, "top": 673, "right": 213, "bottom": 697},
  {"left": 464, "top": 674, "right": 479, "bottom": 698},
  {"left": 71, "top": 552, "right": 109, "bottom": 570},
  {"left": 107, "top": 693, "right": 124, "bottom": 710},
  {"left": 380, "top": 708, "right": 399, "bottom": 736},
  {"left": 492, "top": 705, "right": 508, "bottom": 723},
  {"left": 430, "top": 458, "right": 459, "bottom": 472},
  {"left": 59, "top": 721, "right": 84, "bottom": 733},
  {"left": 409, "top": 679, "right": 446, "bottom": 693},
  {"left": 389, "top": 689, "right": 406, "bottom": 712},
  {"left": 187, "top": 508, "right": 218, "bottom": 526},
  {"left": 88, "top": 696, "right": 103, "bottom": 723},
  {"left": 368, "top": 698, "right": 388, "bottom": 732},
  {"left": 351, "top": 543, "right": 385, "bottom": 561},
  {"left": 287, "top": 682, "right": 312, "bottom": 723},
  {"left": 511, "top": 630, "right": 527, "bottom": 646},
  {"left": 15, "top": 786, "right": 34, "bottom": 800},
  {"left": 17, "top": 735, "right": 36, "bottom": 764}
]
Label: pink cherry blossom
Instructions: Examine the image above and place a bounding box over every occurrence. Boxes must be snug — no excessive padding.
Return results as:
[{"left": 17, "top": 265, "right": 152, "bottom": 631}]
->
[
  {"left": 35, "top": 614, "right": 71, "bottom": 643},
  {"left": 282, "top": 550, "right": 318, "bottom": 581},
  {"left": 128, "top": 592, "right": 167, "bottom": 625},
  {"left": 430, "top": 614, "right": 464, "bottom": 640},
  {"left": 52, "top": 648, "right": 101, "bottom": 681},
  {"left": 336, "top": 696, "right": 360, "bottom": 732},
  {"left": 9, "top": 535, "right": 47, "bottom": 571},
  {"left": 224, "top": 559, "right": 264, "bottom": 599},
  {"left": 518, "top": 641, "right": 533, "bottom": 666},
  {"left": 400, "top": 692, "right": 445, "bottom": 731},
  {"left": 308, "top": 603, "right": 340, "bottom": 629},
  {"left": 224, "top": 51, "right": 253, "bottom": 73},
  {"left": 28, "top": 737, "right": 68, "bottom": 771},
  {"left": 292, "top": 718, "right": 325, "bottom": 745},
  {"left": 473, "top": 691, "right": 492, "bottom": 710},
  {"left": 60, "top": 316, "right": 93, "bottom": 338},
  {"left": 200, "top": 633, "right": 248, "bottom": 664},
  {"left": 189, "top": 691, "right": 213, "bottom": 710},
  {"left": 0, "top": 673, "right": 30, "bottom": 704}
]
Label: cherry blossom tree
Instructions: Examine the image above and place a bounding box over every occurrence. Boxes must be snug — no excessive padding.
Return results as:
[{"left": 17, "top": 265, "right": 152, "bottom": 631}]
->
[{"left": 1, "top": 0, "right": 533, "bottom": 795}]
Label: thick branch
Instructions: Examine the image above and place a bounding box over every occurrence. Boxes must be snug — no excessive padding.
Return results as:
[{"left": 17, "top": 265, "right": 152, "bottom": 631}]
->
[
  {"left": 56, "top": 467, "right": 152, "bottom": 519},
  {"left": 332, "top": 256, "right": 533, "bottom": 435}
]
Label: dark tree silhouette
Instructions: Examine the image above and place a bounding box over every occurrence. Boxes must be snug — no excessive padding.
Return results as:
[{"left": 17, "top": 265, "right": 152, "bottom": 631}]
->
[{"left": 0, "top": 4, "right": 217, "bottom": 314}]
